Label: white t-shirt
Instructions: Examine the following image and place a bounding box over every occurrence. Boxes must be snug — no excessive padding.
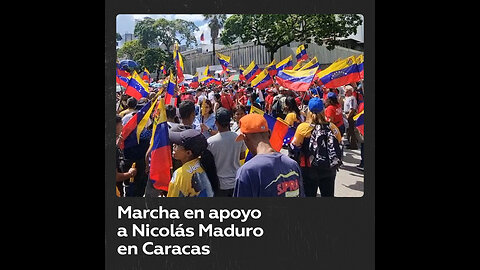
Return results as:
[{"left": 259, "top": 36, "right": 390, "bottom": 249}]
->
[
  {"left": 197, "top": 94, "right": 207, "bottom": 105},
  {"left": 208, "top": 91, "right": 215, "bottom": 102},
  {"left": 207, "top": 131, "right": 247, "bottom": 190},
  {"left": 256, "top": 89, "right": 265, "bottom": 102},
  {"left": 343, "top": 96, "right": 358, "bottom": 113}
]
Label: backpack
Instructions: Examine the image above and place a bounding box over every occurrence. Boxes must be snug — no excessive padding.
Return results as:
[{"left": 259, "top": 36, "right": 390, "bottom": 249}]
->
[
  {"left": 272, "top": 96, "right": 285, "bottom": 118},
  {"left": 308, "top": 123, "right": 342, "bottom": 170}
]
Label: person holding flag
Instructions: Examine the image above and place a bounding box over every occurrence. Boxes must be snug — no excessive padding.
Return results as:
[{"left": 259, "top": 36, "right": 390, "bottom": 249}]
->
[
  {"left": 233, "top": 113, "right": 305, "bottom": 197},
  {"left": 116, "top": 115, "right": 138, "bottom": 197}
]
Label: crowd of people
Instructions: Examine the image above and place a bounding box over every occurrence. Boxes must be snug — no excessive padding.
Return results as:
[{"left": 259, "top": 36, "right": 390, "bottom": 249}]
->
[{"left": 115, "top": 78, "right": 364, "bottom": 198}]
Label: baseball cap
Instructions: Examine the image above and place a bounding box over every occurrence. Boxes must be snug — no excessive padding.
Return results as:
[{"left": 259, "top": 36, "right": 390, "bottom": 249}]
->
[
  {"left": 235, "top": 113, "right": 269, "bottom": 142},
  {"left": 327, "top": 92, "right": 337, "bottom": 99},
  {"left": 215, "top": 107, "right": 232, "bottom": 126},
  {"left": 169, "top": 129, "right": 208, "bottom": 156},
  {"left": 308, "top": 97, "right": 324, "bottom": 113}
]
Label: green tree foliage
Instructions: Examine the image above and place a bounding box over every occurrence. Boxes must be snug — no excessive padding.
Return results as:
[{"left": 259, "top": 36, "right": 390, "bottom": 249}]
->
[
  {"left": 220, "top": 14, "right": 363, "bottom": 61},
  {"left": 150, "top": 18, "right": 199, "bottom": 53},
  {"left": 136, "top": 48, "right": 167, "bottom": 75},
  {"left": 134, "top": 17, "right": 159, "bottom": 48},
  {"left": 117, "top": 40, "right": 143, "bottom": 60}
]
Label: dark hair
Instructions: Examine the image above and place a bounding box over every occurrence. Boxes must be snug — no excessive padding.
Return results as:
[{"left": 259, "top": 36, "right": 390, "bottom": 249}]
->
[
  {"left": 126, "top": 97, "right": 137, "bottom": 108},
  {"left": 199, "top": 149, "right": 219, "bottom": 195},
  {"left": 285, "top": 96, "right": 301, "bottom": 119},
  {"left": 179, "top": 100, "right": 195, "bottom": 120},
  {"left": 250, "top": 92, "right": 257, "bottom": 101},
  {"left": 204, "top": 99, "right": 214, "bottom": 114},
  {"left": 232, "top": 104, "right": 246, "bottom": 115},
  {"left": 328, "top": 96, "right": 339, "bottom": 106},
  {"left": 116, "top": 115, "right": 122, "bottom": 124},
  {"left": 165, "top": 104, "right": 177, "bottom": 120},
  {"left": 214, "top": 93, "right": 221, "bottom": 101}
]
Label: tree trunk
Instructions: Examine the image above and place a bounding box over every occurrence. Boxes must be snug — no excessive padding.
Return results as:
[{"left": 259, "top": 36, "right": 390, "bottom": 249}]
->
[
  {"left": 212, "top": 37, "right": 216, "bottom": 65},
  {"left": 270, "top": 50, "right": 275, "bottom": 62}
]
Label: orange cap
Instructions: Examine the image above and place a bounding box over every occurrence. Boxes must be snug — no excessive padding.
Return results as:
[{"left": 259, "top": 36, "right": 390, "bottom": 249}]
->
[{"left": 235, "top": 113, "right": 269, "bottom": 142}]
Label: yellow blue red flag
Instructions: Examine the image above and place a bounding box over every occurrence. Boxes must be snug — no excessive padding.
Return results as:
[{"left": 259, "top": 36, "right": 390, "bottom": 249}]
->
[
  {"left": 295, "top": 44, "right": 308, "bottom": 61},
  {"left": 315, "top": 55, "right": 361, "bottom": 88},
  {"left": 125, "top": 71, "right": 150, "bottom": 100},
  {"left": 275, "top": 55, "right": 293, "bottom": 72},
  {"left": 275, "top": 66, "right": 319, "bottom": 92}
]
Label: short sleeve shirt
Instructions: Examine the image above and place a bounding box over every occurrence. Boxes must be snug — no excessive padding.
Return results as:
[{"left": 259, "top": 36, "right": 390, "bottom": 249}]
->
[
  {"left": 284, "top": 112, "right": 300, "bottom": 127},
  {"left": 293, "top": 122, "right": 342, "bottom": 146},
  {"left": 325, "top": 104, "right": 344, "bottom": 127},
  {"left": 233, "top": 152, "right": 305, "bottom": 197}
]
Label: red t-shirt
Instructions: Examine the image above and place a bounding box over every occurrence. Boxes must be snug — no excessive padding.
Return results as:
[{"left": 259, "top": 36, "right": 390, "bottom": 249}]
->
[
  {"left": 266, "top": 94, "right": 274, "bottom": 105},
  {"left": 220, "top": 94, "right": 234, "bottom": 111},
  {"left": 238, "top": 95, "right": 248, "bottom": 106},
  {"left": 325, "top": 103, "right": 344, "bottom": 127}
]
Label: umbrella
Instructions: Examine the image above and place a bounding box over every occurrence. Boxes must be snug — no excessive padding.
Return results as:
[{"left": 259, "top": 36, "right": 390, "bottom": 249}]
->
[
  {"left": 227, "top": 74, "right": 240, "bottom": 82},
  {"left": 119, "top": 59, "right": 138, "bottom": 69}
]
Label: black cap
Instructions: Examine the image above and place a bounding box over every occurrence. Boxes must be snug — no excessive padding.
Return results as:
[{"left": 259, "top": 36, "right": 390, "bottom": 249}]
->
[
  {"left": 169, "top": 129, "right": 208, "bottom": 156},
  {"left": 215, "top": 107, "right": 231, "bottom": 126}
]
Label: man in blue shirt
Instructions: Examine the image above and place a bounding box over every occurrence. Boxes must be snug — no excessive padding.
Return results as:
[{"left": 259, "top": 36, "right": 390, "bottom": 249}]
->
[{"left": 233, "top": 113, "right": 305, "bottom": 197}]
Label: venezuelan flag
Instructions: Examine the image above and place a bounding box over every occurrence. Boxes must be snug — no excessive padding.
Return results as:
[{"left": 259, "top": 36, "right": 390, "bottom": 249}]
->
[
  {"left": 251, "top": 68, "right": 273, "bottom": 90},
  {"left": 292, "top": 61, "right": 304, "bottom": 71},
  {"left": 217, "top": 52, "right": 231, "bottom": 71},
  {"left": 353, "top": 108, "right": 364, "bottom": 136},
  {"left": 275, "top": 55, "right": 293, "bottom": 72},
  {"left": 165, "top": 72, "right": 176, "bottom": 105},
  {"left": 199, "top": 75, "right": 214, "bottom": 85},
  {"left": 125, "top": 71, "right": 150, "bottom": 100},
  {"left": 356, "top": 54, "right": 364, "bottom": 79},
  {"left": 206, "top": 78, "right": 222, "bottom": 86},
  {"left": 296, "top": 44, "right": 308, "bottom": 62},
  {"left": 275, "top": 67, "right": 319, "bottom": 92},
  {"left": 136, "top": 96, "right": 159, "bottom": 143},
  {"left": 189, "top": 72, "right": 199, "bottom": 88},
  {"left": 116, "top": 68, "right": 130, "bottom": 88},
  {"left": 116, "top": 63, "right": 131, "bottom": 78},
  {"left": 148, "top": 98, "right": 172, "bottom": 191},
  {"left": 173, "top": 43, "right": 184, "bottom": 83},
  {"left": 266, "top": 59, "right": 277, "bottom": 77},
  {"left": 299, "top": 56, "right": 319, "bottom": 71},
  {"left": 249, "top": 106, "right": 294, "bottom": 152},
  {"left": 119, "top": 99, "right": 153, "bottom": 150},
  {"left": 239, "top": 65, "right": 246, "bottom": 81},
  {"left": 316, "top": 55, "right": 361, "bottom": 88},
  {"left": 243, "top": 60, "right": 262, "bottom": 83},
  {"left": 142, "top": 68, "right": 151, "bottom": 82},
  {"left": 160, "top": 65, "right": 166, "bottom": 75},
  {"left": 203, "top": 65, "right": 211, "bottom": 76}
]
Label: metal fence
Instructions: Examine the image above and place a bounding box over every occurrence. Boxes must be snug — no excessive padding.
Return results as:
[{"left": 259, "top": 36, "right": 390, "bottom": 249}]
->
[{"left": 182, "top": 41, "right": 363, "bottom": 74}]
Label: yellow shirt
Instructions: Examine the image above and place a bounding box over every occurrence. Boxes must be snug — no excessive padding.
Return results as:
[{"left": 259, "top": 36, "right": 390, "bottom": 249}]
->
[
  {"left": 284, "top": 112, "right": 300, "bottom": 127},
  {"left": 119, "top": 108, "right": 135, "bottom": 117},
  {"left": 293, "top": 122, "right": 342, "bottom": 146},
  {"left": 167, "top": 158, "right": 214, "bottom": 197}
]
